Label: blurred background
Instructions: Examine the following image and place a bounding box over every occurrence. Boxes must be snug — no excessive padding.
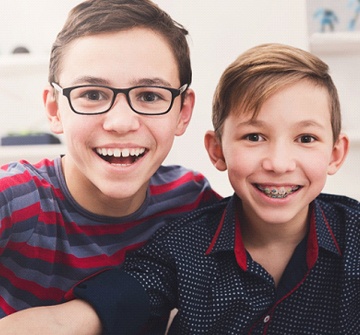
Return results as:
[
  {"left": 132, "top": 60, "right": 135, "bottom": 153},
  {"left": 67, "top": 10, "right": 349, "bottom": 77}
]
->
[{"left": 0, "top": 0, "right": 359, "bottom": 199}]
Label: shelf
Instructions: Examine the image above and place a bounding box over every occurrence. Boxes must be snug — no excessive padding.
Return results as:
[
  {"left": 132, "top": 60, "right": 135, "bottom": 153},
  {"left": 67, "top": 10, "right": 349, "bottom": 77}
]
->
[
  {"left": 309, "top": 32, "right": 360, "bottom": 55},
  {"left": 0, "top": 144, "right": 66, "bottom": 165},
  {"left": 0, "top": 54, "right": 49, "bottom": 75}
]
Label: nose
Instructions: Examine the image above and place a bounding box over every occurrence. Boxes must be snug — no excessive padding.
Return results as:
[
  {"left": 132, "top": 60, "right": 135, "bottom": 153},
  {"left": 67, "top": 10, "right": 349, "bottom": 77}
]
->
[
  {"left": 102, "top": 94, "right": 140, "bottom": 132},
  {"left": 261, "top": 141, "right": 296, "bottom": 173}
]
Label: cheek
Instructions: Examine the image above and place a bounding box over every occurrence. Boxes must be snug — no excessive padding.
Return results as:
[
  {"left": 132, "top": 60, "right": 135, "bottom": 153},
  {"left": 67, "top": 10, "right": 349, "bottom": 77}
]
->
[
  {"left": 223, "top": 147, "right": 254, "bottom": 182},
  {"left": 155, "top": 127, "right": 176, "bottom": 155},
  {"left": 300, "top": 150, "right": 333, "bottom": 182},
  {"left": 148, "top": 117, "right": 178, "bottom": 140},
  {"left": 61, "top": 114, "right": 95, "bottom": 144}
]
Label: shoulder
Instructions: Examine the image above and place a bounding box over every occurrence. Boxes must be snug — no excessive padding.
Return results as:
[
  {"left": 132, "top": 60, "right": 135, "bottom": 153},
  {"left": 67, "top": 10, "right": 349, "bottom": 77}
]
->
[
  {"left": 316, "top": 193, "right": 360, "bottom": 218},
  {"left": 316, "top": 193, "right": 360, "bottom": 247},
  {"left": 1, "top": 158, "right": 57, "bottom": 177},
  {"left": 150, "top": 165, "right": 211, "bottom": 188},
  {"left": 147, "top": 165, "right": 221, "bottom": 212},
  {"left": 0, "top": 159, "right": 59, "bottom": 243},
  {"left": 146, "top": 198, "right": 229, "bottom": 246},
  {"left": 0, "top": 158, "right": 57, "bottom": 188},
  {"left": 0, "top": 158, "right": 62, "bottom": 204},
  {"left": 125, "top": 198, "right": 230, "bottom": 272}
]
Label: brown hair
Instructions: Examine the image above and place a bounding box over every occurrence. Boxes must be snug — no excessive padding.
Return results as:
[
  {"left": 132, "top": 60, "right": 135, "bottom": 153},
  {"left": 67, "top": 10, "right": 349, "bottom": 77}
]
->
[
  {"left": 212, "top": 43, "right": 341, "bottom": 143},
  {"left": 49, "top": 0, "right": 191, "bottom": 90}
]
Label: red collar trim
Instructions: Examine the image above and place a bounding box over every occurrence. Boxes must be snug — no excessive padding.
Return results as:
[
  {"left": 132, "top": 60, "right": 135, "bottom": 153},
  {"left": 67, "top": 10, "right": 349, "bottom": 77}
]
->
[
  {"left": 205, "top": 210, "right": 226, "bottom": 255},
  {"left": 205, "top": 205, "right": 247, "bottom": 271},
  {"left": 306, "top": 208, "right": 318, "bottom": 269},
  {"left": 234, "top": 211, "right": 247, "bottom": 271}
]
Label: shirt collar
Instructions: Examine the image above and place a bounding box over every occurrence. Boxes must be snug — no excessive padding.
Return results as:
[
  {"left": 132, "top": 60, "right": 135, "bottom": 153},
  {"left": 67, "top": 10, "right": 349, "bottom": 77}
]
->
[
  {"left": 205, "top": 195, "right": 247, "bottom": 269},
  {"left": 205, "top": 195, "right": 342, "bottom": 271}
]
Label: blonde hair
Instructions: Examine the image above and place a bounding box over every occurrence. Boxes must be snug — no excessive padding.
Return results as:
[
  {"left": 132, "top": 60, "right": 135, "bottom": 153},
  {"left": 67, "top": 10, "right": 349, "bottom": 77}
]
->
[{"left": 212, "top": 43, "right": 341, "bottom": 143}]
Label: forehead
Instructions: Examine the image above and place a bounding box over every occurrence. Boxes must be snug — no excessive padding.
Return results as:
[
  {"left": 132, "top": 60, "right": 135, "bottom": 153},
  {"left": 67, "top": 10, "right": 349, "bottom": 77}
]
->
[
  {"left": 58, "top": 28, "right": 179, "bottom": 86},
  {"left": 227, "top": 81, "right": 332, "bottom": 130}
]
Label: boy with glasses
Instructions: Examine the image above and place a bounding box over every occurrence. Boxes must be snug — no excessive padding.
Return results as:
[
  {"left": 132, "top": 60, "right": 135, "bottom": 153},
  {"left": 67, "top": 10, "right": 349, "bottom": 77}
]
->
[{"left": 0, "top": 0, "right": 220, "bottom": 331}]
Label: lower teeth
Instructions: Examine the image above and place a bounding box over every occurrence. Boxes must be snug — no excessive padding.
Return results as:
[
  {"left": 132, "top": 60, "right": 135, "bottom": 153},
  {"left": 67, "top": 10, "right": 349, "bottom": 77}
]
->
[{"left": 267, "top": 193, "right": 289, "bottom": 199}]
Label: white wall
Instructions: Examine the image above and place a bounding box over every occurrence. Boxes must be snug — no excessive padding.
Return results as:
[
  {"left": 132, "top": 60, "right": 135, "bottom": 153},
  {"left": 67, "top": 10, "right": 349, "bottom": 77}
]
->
[{"left": 1, "top": 1, "right": 358, "bottom": 200}]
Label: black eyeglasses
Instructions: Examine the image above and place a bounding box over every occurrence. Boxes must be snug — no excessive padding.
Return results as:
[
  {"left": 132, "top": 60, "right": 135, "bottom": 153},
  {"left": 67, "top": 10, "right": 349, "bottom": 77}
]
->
[{"left": 51, "top": 82, "right": 188, "bottom": 115}]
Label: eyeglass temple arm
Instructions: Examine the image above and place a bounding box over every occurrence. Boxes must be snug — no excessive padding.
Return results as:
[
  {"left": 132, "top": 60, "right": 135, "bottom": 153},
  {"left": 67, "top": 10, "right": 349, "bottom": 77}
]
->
[
  {"left": 179, "top": 83, "right": 188, "bottom": 94},
  {"left": 51, "top": 82, "right": 63, "bottom": 94}
]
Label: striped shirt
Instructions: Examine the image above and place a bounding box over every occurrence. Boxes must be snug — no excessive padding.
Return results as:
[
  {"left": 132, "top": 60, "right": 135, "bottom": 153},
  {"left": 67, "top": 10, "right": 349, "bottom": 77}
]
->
[{"left": 0, "top": 157, "right": 220, "bottom": 317}]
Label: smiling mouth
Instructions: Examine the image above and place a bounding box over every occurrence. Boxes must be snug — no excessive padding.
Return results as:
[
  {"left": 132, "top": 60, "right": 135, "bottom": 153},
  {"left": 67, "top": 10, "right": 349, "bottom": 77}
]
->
[
  {"left": 255, "top": 184, "right": 301, "bottom": 199},
  {"left": 95, "top": 147, "right": 146, "bottom": 165}
]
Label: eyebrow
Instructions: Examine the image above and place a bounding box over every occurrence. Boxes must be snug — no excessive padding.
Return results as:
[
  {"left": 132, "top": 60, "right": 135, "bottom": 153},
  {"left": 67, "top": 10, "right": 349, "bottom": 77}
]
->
[
  {"left": 70, "top": 76, "right": 173, "bottom": 87},
  {"left": 236, "top": 119, "right": 326, "bottom": 130},
  {"left": 295, "top": 120, "right": 326, "bottom": 130},
  {"left": 236, "top": 119, "right": 266, "bottom": 128}
]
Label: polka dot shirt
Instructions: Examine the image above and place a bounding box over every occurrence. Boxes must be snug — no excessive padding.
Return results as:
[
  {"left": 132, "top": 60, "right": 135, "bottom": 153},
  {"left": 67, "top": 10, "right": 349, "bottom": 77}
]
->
[{"left": 75, "top": 193, "right": 360, "bottom": 334}]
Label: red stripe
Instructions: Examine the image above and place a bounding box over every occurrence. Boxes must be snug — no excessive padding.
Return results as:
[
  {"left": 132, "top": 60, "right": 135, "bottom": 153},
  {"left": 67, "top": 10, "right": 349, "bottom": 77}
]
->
[
  {"left": 64, "top": 242, "right": 146, "bottom": 302},
  {"left": 0, "top": 160, "right": 64, "bottom": 200},
  {"left": 33, "top": 176, "right": 64, "bottom": 200},
  {"left": 32, "top": 159, "right": 55, "bottom": 169},
  {"left": 53, "top": 190, "right": 217, "bottom": 237},
  {"left": 0, "top": 295, "right": 17, "bottom": 315},
  {"left": 0, "top": 241, "right": 146, "bottom": 311},
  {"left": 0, "top": 203, "right": 41, "bottom": 236},
  {"left": 149, "top": 172, "right": 205, "bottom": 195},
  {"left": 0, "top": 173, "right": 32, "bottom": 191},
  {"left": 3, "top": 240, "right": 146, "bottom": 269},
  {"left": 0, "top": 263, "right": 64, "bottom": 302}
]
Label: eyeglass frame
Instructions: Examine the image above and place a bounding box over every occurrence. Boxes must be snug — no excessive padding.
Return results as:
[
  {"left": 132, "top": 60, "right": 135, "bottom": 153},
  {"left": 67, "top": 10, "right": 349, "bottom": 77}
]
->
[{"left": 51, "top": 82, "right": 188, "bottom": 116}]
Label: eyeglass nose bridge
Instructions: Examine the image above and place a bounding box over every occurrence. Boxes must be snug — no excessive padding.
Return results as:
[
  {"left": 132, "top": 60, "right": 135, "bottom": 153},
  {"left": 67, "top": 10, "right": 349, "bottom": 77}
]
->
[
  {"left": 108, "top": 87, "right": 134, "bottom": 113},
  {"left": 108, "top": 86, "right": 179, "bottom": 116}
]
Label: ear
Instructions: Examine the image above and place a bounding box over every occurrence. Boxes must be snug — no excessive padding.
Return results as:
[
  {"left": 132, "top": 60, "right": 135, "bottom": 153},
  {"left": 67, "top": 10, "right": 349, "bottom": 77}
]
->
[
  {"left": 175, "top": 88, "right": 195, "bottom": 136},
  {"left": 43, "top": 85, "right": 64, "bottom": 134},
  {"left": 204, "top": 130, "right": 227, "bottom": 171},
  {"left": 327, "top": 133, "right": 349, "bottom": 175}
]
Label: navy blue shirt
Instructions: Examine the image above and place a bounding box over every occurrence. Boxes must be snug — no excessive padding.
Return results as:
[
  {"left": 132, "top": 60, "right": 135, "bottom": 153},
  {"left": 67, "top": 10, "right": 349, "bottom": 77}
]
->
[{"left": 74, "top": 194, "right": 360, "bottom": 334}]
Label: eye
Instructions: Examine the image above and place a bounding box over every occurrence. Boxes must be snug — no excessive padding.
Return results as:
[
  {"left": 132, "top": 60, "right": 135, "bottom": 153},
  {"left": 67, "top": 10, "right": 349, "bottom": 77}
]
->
[
  {"left": 85, "top": 91, "right": 103, "bottom": 101},
  {"left": 140, "top": 92, "right": 160, "bottom": 102},
  {"left": 134, "top": 87, "right": 168, "bottom": 104},
  {"left": 245, "top": 133, "right": 265, "bottom": 142},
  {"left": 77, "top": 88, "right": 110, "bottom": 101},
  {"left": 297, "top": 135, "right": 316, "bottom": 143}
]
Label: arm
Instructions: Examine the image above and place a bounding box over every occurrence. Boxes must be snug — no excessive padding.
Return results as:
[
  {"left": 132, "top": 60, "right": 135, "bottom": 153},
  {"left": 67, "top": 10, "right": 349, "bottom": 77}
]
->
[
  {"left": 73, "top": 269, "right": 151, "bottom": 335},
  {"left": 71, "top": 224, "right": 179, "bottom": 334},
  {"left": 72, "top": 235, "right": 179, "bottom": 334},
  {"left": 0, "top": 300, "right": 102, "bottom": 335}
]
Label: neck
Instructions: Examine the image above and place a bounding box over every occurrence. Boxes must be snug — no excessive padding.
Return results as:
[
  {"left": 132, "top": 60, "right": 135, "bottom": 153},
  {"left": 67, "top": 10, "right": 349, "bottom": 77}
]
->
[
  {"left": 62, "top": 156, "right": 147, "bottom": 217},
  {"left": 239, "top": 207, "right": 309, "bottom": 287},
  {"left": 240, "top": 209, "right": 309, "bottom": 249}
]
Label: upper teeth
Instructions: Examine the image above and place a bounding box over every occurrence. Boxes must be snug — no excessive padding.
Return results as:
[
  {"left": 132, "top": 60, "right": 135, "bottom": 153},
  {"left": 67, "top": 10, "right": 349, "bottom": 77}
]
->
[
  {"left": 257, "top": 185, "right": 300, "bottom": 198},
  {"left": 96, "top": 148, "right": 145, "bottom": 157}
]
